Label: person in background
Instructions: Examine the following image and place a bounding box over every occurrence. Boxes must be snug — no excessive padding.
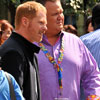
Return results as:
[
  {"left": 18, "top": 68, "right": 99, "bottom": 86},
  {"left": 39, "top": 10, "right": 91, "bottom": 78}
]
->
[
  {"left": 84, "top": 16, "right": 94, "bottom": 34},
  {"left": 35, "top": 0, "right": 100, "bottom": 100},
  {"left": 0, "top": 67, "right": 24, "bottom": 100},
  {"left": 80, "top": 3, "right": 100, "bottom": 70},
  {"left": 0, "top": 1, "right": 47, "bottom": 100},
  {"left": 0, "top": 20, "right": 13, "bottom": 45},
  {"left": 63, "top": 24, "right": 78, "bottom": 36}
]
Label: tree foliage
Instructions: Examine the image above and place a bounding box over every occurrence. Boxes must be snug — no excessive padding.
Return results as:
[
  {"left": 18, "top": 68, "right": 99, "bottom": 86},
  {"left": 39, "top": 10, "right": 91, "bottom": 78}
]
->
[
  {"left": 1, "top": 0, "right": 100, "bottom": 26},
  {"left": 3, "top": 0, "right": 100, "bottom": 16},
  {"left": 62, "top": 0, "right": 100, "bottom": 16}
]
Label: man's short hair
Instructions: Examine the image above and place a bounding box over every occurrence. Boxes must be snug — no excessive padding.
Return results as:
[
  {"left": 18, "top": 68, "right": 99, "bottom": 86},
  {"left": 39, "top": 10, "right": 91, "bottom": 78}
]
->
[
  {"left": 15, "top": 1, "right": 46, "bottom": 29},
  {"left": 92, "top": 3, "right": 100, "bottom": 27}
]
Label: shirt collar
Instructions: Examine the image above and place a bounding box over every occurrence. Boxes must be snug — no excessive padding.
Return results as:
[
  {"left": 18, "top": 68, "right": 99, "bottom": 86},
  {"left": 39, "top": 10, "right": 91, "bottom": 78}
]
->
[
  {"left": 11, "top": 32, "right": 40, "bottom": 53},
  {"left": 41, "top": 31, "right": 64, "bottom": 45}
]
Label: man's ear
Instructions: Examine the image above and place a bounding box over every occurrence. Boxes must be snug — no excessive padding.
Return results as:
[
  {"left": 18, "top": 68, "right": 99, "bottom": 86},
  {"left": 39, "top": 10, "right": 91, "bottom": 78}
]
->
[{"left": 21, "top": 17, "right": 29, "bottom": 27}]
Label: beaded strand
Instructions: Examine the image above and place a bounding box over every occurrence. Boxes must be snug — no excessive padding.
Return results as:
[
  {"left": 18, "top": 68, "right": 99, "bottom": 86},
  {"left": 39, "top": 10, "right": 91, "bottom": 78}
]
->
[{"left": 39, "top": 36, "right": 64, "bottom": 90}]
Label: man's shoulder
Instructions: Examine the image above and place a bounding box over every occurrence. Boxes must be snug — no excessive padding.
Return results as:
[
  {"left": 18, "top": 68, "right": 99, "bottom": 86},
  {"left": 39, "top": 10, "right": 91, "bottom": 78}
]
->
[
  {"left": 80, "top": 30, "right": 100, "bottom": 49},
  {"left": 62, "top": 31, "right": 81, "bottom": 42},
  {"left": 0, "top": 38, "right": 18, "bottom": 53},
  {"left": 62, "top": 31, "right": 78, "bottom": 38},
  {"left": 0, "top": 37, "right": 24, "bottom": 58},
  {"left": 80, "top": 29, "right": 100, "bottom": 40},
  {"left": 80, "top": 32, "right": 93, "bottom": 40}
]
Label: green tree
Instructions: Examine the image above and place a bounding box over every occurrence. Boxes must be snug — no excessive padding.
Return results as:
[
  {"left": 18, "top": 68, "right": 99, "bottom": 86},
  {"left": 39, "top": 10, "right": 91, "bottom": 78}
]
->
[
  {"left": 0, "top": 0, "right": 32, "bottom": 26},
  {"left": 0, "top": 0, "right": 100, "bottom": 29},
  {"left": 62, "top": 0, "right": 100, "bottom": 16},
  {"left": 61, "top": 0, "right": 100, "bottom": 35}
]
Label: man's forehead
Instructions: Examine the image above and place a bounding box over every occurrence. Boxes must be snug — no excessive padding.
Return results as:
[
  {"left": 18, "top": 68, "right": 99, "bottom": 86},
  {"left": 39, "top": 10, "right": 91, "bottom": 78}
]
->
[{"left": 45, "top": 1, "right": 62, "bottom": 9}]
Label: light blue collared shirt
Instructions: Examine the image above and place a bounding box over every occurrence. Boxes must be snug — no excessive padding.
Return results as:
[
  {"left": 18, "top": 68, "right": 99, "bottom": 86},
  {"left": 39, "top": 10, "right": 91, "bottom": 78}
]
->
[{"left": 80, "top": 28, "right": 100, "bottom": 69}]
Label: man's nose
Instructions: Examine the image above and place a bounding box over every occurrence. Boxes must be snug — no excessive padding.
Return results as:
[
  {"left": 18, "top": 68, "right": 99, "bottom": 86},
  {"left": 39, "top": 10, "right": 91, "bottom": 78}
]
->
[{"left": 43, "top": 25, "right": 47, "bottom": 32}]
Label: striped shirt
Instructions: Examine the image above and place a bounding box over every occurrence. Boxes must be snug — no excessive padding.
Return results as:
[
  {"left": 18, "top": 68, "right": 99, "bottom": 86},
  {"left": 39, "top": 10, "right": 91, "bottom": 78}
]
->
[{"left": 80, "top": 28, "right": 100, "bottom": 69}]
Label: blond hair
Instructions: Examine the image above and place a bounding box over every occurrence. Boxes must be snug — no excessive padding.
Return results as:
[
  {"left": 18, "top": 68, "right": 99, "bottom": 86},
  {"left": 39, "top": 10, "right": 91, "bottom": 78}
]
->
[{"left": 15, "top": 1, "right": 46, "bottom": 29}]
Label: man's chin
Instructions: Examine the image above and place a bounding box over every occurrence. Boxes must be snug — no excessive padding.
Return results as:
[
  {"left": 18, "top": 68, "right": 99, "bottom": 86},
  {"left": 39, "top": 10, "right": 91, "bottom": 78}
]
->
[
  {"left": 56, "top": 26, "right": 63, "bottom": 31},
  {"left": 35, "top": 38, "right": 42, "bottom": 43},
  {"left": 58, "top": 25, "right": 63, "bottom": 28}
]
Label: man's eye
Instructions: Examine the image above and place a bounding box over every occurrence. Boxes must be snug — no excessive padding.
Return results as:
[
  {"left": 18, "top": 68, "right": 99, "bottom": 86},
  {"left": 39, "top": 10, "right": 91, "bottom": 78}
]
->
[
  {"left": 39, "top": 21, "right": 43, "bottom": 24},
  {"left": 39, "top": 21, "right": 44, "bottom": 25},
  {"left": 55, "top": 13, "right": 58, "bottom": 15}
]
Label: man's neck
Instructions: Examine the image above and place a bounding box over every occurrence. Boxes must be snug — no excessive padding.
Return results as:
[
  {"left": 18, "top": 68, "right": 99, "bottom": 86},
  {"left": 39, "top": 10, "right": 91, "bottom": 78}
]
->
[{"left": 46, "top": 33, "right": 60, "bottom": 46}]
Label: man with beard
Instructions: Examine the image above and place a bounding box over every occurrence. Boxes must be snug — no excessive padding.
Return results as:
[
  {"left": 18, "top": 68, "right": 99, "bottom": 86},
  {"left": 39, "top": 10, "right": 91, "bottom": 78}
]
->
[{"left": 0, "top": 1, "right": 47, "bottom": 100}]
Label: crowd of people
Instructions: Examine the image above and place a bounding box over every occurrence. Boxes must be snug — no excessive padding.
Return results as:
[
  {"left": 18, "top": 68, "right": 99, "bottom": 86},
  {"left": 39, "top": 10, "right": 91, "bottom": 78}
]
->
[{"left": 0, "top": 0, "right": 100, "bottom": 100}]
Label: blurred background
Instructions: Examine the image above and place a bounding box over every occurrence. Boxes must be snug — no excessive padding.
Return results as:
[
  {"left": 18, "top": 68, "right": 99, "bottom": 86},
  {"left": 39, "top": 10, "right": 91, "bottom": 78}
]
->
[{"left": 0, "top": 0, "right": 100, "bottom": 36}]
